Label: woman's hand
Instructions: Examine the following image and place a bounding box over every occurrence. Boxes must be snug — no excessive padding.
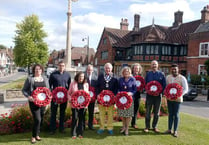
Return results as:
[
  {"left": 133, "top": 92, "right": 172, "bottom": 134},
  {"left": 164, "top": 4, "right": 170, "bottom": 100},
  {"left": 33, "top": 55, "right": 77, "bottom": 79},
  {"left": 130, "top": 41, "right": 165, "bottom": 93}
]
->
[
  {"left": 28, "top": 96, "right": 34, "bottom": 102},
  {"left": 127, "top": 92, "right": 133, "bottom": 96}
]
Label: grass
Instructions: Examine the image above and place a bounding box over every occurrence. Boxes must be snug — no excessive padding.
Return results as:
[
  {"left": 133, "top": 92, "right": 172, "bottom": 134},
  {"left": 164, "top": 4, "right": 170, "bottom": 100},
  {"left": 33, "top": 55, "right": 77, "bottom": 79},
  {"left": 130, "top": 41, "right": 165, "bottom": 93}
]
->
[
  {"left": 0, "top": 113, "right": 208, "bottom": 145},
  {"left": 0, "top": 77, "right": 26, "bottom": 90}
]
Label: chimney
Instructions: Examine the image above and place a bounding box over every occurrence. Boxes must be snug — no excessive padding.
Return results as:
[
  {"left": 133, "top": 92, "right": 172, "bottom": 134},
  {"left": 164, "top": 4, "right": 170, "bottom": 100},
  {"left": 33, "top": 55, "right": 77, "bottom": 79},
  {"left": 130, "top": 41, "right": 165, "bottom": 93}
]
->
[
  {"left": 201, "top": 5, "right": 209, "bottom": 23},
  {"left": 173, "top": 10, "right": 183, "bottom": 27},
  {"left": 120, "top": 18, "right": 129, "bottom": 30},
  {"left": 133, "top": 14, "right": 140, "bottom": 31}
]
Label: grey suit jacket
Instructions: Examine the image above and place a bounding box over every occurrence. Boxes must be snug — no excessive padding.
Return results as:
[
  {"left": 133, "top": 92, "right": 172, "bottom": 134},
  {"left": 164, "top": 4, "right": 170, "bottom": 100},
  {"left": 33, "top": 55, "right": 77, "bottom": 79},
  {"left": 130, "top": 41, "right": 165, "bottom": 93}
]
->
[{"left": 22, "top": 76, "right": 49, "bottom": 97}]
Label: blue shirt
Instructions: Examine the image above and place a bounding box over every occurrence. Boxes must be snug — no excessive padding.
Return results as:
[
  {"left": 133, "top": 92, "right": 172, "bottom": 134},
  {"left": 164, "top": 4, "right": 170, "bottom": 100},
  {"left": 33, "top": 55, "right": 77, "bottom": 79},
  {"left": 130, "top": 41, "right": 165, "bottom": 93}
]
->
[
  {"left": 49, "top": 70, "right": 71, "bottom": 90},
  {"left": 118, "top": 77, "right": 137, "bottom": 98},
  {"left": 145, "top": 71, "right": 166, "bottom": 90}
]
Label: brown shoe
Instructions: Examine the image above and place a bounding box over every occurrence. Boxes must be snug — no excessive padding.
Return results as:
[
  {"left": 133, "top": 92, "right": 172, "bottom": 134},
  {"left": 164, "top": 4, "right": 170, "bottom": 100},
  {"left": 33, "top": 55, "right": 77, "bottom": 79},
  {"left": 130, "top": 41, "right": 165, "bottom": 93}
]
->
[
  {"left": 35, "top": 136, "right": 41, "bottom": 141},
  {"left": 144, "top": 128, "right": 149, "bottom": 133},
  {"left": 132, "top": 125, "right": 139, "bottom": 129},
  {"left": 153, "top": 128, "right": 160, "bottom": 133}
]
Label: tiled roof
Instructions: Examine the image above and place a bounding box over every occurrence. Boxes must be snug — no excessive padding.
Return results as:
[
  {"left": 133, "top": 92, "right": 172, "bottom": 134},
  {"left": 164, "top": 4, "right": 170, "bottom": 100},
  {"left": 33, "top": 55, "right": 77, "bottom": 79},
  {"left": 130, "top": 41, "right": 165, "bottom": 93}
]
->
[
  {"left": 194, "top": 21, "right": 209, "bottom": 33},
  {"left": 104, "top": 19, "right": 202, "bottom": 47},
  {"left": 71, "top": 47, "right": 95, "bottom": 63}
]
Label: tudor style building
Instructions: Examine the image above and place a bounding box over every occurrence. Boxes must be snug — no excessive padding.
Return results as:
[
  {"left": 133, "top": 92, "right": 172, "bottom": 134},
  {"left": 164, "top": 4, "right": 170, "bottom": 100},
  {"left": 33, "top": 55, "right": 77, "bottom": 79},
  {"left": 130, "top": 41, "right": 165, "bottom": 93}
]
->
[{"left": 95, "top": 5, "right": 209, "bottom": 76}]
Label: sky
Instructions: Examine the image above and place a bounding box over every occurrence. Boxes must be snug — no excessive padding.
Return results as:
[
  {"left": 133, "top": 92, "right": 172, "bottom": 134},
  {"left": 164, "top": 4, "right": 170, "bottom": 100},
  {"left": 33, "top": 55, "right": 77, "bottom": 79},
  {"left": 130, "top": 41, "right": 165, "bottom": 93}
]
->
[{"left": 0, "top": 0, "right": 209, "bottom": 52}]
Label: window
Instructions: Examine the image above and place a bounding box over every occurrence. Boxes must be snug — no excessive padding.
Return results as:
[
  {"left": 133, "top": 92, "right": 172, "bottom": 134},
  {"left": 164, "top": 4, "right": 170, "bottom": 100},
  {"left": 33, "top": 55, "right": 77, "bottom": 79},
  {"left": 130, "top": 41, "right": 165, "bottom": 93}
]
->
[
  {"left": 198, "top": 65, "right": 207, "bottom": 75},
  {"left": 134, "top": 45, "right": 143, "bottom": 55},
  {"left": 155, "top": 45, "right": 159, "bottom": 54},
  {"left": 146, "top": 45, "right": 150, "bottom": 54},
  {"left": 173, "top": 46, "right": 178, "bottom": 55},
  {"left": 103, "top": 38, "right": 107, "bottom": 45},
  {"left": 179, "top": 46, "right": 187, "bottom": 56},
  {"left": 101, "top": 51, "right": 108, "bottom": 60},
  {"left": 199, "top": 42, "right": 209, "bottom": 57}
]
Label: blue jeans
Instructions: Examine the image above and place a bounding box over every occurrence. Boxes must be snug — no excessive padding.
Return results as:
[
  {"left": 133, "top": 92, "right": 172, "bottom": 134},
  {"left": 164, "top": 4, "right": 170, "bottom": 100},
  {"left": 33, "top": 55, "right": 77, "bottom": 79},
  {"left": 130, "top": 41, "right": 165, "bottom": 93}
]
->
[
  {"left": 145, "top": 95, "right": 162, "bottom": 129},
  {"left": 167, "top": 100, "right": 181, "bottom": 131}
]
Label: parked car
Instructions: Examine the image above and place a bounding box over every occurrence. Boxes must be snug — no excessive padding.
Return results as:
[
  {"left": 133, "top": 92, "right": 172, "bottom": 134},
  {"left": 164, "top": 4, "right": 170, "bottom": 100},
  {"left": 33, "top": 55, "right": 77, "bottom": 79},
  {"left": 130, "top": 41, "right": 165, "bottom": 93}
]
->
[
  {"left": 46, "top": 67, "right": 56, "bottom": 78},
  {"left": 183, "top": 87, "right": 198, "bottom": 101},
  {"left": 17, "top": 68, "right": 26, "bottom": 72}
]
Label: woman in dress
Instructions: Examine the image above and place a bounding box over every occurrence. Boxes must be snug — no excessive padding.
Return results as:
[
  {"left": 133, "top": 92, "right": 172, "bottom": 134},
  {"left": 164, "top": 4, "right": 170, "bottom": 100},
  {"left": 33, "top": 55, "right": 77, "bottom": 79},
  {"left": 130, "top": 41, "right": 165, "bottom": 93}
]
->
[
  {"left": 22, "top": 64, "right": 49, "bottom": 144},
  {"left": 118, "top": 66, "right": 137, "bottom": 136},
  {"left": 68, "top": 72, "right": 89, "bottom": 139}
]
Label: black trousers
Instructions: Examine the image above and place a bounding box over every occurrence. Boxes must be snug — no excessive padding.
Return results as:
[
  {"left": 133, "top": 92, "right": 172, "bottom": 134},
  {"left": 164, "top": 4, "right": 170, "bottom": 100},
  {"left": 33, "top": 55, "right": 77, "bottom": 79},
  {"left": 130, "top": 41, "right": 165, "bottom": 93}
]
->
[
  {"left": 71, "top": 108, "right": 85, "bottom": 136},
  {"left": 29, "top": 101, "right": 45, "bottom": 137},
  {"left": 84, "top": 102, "right": 95, "bottom": 129},
  {"left": 50, "top": 101, "right": 67, "bottom": 132},
  {"left": 131, "top": 93, "right": 141, "bottom": 126}
]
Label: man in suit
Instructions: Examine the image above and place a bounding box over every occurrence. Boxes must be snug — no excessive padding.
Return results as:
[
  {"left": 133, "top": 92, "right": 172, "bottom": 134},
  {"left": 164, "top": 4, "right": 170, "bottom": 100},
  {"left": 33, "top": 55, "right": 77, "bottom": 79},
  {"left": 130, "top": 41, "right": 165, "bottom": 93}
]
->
[
  {"left": 97, "top": 63, "right": 118, "bottom": 135},
  {"left": 85, "top": 64, "right": 98, "bottom": 130}
]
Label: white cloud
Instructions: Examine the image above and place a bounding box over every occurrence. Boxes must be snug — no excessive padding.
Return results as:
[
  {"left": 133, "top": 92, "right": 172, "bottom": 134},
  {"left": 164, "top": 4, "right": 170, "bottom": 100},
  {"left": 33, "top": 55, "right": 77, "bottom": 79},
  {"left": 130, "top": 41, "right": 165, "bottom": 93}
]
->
[{"left": 126, "top": 0, "right": 195, "bottom": 26}]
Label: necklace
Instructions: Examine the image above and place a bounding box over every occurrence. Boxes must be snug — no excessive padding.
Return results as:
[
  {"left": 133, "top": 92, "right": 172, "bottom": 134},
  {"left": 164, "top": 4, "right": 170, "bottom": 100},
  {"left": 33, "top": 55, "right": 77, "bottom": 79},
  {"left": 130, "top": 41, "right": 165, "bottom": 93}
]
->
[{"left": 34, "top": 76, "right": 43, "bottom": 82}]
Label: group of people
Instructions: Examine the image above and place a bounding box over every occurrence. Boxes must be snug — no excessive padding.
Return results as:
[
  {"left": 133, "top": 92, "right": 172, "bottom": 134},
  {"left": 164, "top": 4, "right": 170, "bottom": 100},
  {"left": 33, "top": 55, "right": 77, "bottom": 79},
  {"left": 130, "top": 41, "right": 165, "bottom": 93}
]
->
[{"left": 22, "top": 60, "right": 188, "bottom": 143}]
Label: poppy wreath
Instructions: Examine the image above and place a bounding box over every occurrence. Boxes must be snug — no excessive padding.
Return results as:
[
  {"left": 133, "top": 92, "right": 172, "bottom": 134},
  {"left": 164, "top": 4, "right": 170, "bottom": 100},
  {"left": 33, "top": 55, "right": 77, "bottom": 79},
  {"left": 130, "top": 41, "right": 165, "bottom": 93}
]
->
[
  {"left": 115, "top": 91, "right": 133, "bottom": 110},
  {"left": 89, "top": 86, "right": 96, "bottom": 103},
  {"left": 164, "top": 83, "right": 183, "bottom": 100},
  {"left": 52, "top": 87, "right": 68, "bottom": 104},
  {"left": 71, "top": 90, "right": 91, "bottom": 109},
  {"left": 145, "top": 81, "right": 163, "bottom": 96},
  {"left": 32, "top": 87, "right": 52, "bottom": 107},
  {"left": 134, "top": 75, "right": 145, "bottom": 92},
  {"left": 97, "top": 90, "right": 115, "bottom": 107}
]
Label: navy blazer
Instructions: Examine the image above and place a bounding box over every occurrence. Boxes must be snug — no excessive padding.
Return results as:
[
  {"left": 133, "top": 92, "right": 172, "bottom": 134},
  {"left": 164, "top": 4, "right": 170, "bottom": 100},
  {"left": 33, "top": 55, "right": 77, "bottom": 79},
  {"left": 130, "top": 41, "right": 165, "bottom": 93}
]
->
[{"left": 97, "top": 73, "right": 118, "bottom": 95}]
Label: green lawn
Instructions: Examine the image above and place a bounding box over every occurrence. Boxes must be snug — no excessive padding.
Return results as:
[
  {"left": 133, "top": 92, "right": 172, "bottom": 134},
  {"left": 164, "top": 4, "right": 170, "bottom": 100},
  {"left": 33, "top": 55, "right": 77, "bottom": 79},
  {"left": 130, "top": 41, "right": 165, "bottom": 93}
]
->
[
  {"left": 0, "top": 77, "right": 26, "bottom": 90},
  {"left": 0, "top": 113, "right": 208, "bottom": 145}
]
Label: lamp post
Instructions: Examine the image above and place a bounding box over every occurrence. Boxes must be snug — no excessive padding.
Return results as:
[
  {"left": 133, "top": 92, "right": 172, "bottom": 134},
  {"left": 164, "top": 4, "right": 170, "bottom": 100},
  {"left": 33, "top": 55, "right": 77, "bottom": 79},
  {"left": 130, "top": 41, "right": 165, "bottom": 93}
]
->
[
  {"left": 65, "top": 0, "right": 78, "bottom": 69},
  {"left": 82, "top": 36, "right": 89, "bottom": 65}
]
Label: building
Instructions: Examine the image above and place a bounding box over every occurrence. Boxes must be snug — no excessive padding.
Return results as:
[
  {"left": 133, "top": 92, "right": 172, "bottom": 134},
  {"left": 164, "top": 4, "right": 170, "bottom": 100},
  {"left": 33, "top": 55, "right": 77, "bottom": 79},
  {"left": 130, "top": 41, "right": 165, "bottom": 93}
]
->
[
  {"left": 95, "top": 5, "right": 209, "bottom": 76},
  {"left": 0, "top": 47, "right": 14, "bottom": 76},
  {"left": 48, "top": 46, "right": 95, "bottom": 67}
]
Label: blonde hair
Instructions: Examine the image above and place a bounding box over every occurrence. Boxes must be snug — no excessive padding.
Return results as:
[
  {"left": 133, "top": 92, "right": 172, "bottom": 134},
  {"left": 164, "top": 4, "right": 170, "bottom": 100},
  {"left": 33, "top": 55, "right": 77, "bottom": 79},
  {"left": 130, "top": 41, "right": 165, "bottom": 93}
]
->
[
  {"left": 121, "top": 66, "right": 132, "bottom": 77},
  {"left": 131, "top": 63, "right": 143, "bottom": 74}
]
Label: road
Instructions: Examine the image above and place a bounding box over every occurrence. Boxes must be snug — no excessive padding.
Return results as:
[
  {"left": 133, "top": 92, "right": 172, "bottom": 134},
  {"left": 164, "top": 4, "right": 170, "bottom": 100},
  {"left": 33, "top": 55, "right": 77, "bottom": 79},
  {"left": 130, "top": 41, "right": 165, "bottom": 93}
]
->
[
  {"left": 181, "top": 100, "right": 209, "bottom": 119},
  {"left": 0, "top": 72, "right": 27, "bottom": 86}
]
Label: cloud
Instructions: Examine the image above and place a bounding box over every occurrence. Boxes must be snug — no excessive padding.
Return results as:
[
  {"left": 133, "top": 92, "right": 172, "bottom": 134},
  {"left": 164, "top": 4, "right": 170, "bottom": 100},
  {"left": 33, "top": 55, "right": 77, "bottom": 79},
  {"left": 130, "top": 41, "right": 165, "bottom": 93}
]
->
[{"left": 126, "top": 0, "right": 195, "bottom": 26}]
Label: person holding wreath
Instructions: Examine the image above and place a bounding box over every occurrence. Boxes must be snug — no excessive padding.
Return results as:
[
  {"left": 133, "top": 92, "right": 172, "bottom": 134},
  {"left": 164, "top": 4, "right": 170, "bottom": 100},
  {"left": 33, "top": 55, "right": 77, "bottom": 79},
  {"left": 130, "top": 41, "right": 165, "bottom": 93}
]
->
[
  {"left": 49, "top": 61, "right": 71, "bottom": 134},
  {"left": 97, "top": 63, "right": 118, "bottom": 135},
  {"left": 22, "top": 64, "right": 49, "bottom": 144},
  {"left": 131, "top": 63, "right": 143, "bottom": 129},
  {"left": 164, "top": 64, "right": 188, "bottom": 137},
  {"left": 84, "top": 64, "right": 98, "bottom": 130},
  {"left": 144, "top": 60, "right": 166, "bottom": 133},
  {"left": 118, "top": 66, "right": 137, "bottom": 136},
  {"left": 68, "top": 72, "right": 89, "bottom": 139}
]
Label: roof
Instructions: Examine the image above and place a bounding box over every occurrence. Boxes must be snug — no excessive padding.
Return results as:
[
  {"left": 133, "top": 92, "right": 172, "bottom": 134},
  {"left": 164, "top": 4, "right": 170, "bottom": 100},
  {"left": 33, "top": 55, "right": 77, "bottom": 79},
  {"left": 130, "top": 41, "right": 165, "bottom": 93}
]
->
[
  {"left": 103, "top": 19, "right": 202, "bottom": 47},
  {"left": 194, "top": 21, "right": 209, "bottom": 33},
  {"left": 71, "top": 47, "right": 95, "bottom": 63}
]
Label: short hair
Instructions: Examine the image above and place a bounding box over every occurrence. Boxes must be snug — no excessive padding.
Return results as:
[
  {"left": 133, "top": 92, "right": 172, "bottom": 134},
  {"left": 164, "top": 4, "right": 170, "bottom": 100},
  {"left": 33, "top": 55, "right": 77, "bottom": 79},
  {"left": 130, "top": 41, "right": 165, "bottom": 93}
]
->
[
  {"left": 74, "top": 71, "right": 87, "bottom": 83},
  {"left": 32, "top": 64, "right": 44, "bottom": 75},
  {"left": 131, "top": 63, "right": 143, "bottom": 74},
  {"left": 86, "top": 64, "right": 93, "bottom": 70},
  {"left": 121, "top": 66, "right": 132, "bottom": 77},
  {"left": 104, "top": 63, "right": 113, "bottom": 69},
  {"left": 58, "top": 60, "right": 65, "bottom": 65},
  {"left": 171, "top": 63, "right": 178, "bottom": 67}
]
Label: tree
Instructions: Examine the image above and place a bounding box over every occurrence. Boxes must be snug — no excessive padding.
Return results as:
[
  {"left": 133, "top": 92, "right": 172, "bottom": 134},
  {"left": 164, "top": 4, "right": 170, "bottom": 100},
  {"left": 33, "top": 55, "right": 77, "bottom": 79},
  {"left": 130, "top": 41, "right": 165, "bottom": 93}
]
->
[
  {"left": 13, "top": 14, "right": 48, "bottom": 73},
  {"left": 204, "top": 59, "right": 209, "bottom": 76},
  {"left": 0, "top": 45, "right": 7, "bottom": 49}
]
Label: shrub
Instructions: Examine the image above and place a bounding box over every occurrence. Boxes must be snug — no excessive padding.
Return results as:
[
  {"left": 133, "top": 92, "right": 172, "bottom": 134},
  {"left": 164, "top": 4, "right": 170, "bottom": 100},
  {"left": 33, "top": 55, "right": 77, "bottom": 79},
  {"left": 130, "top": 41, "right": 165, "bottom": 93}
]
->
[{"left": 139, "top": 98, "right": 146, "bottom": 116}]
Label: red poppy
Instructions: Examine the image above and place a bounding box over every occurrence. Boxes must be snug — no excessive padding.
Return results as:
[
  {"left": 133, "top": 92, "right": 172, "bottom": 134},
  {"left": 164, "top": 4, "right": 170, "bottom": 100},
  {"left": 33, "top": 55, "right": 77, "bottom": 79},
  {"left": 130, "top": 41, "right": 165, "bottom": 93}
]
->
[
  {"left": 134, "top": 75, "right": 145, "bottom": 92},
  {"left": 32, "top": 87, "right": 52, "bottom": 107},
  {"left": 164, "top": 83, "right": 183, "bottom": 100},
  {"left": 115, "top": 91, "right": 133, "bottom": 110},
  {"left": 52, "top": 87, "right": 68, "bottom": 104},
  {"left": 89, "top": 86, "right": 96, "bottom": 103},
  {"left": 145, "top": 81, "right": 163, "bottom": 96},
  {"left": 97, "top": 90, "right": 115, "bottom": 107},
  {"left": 71, "top": 90, "right": 91, "bottom": 109}
]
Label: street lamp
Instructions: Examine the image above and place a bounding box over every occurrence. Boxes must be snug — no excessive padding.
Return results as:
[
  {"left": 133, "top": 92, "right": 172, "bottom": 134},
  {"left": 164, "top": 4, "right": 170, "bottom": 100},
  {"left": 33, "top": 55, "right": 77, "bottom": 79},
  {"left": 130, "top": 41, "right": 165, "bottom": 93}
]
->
[
  {"left": 65, "top": 0, "right": 78, "bottom": 69},
  {"left": 82, "top": 36, "right": 89, "bottom": 65}
]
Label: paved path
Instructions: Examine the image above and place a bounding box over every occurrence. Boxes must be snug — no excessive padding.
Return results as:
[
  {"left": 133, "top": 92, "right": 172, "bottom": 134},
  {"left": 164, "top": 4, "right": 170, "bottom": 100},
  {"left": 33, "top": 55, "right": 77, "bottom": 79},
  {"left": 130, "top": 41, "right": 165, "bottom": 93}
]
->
[{"left": 0, "top": 72, "right": 27, "bottom": 86}]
